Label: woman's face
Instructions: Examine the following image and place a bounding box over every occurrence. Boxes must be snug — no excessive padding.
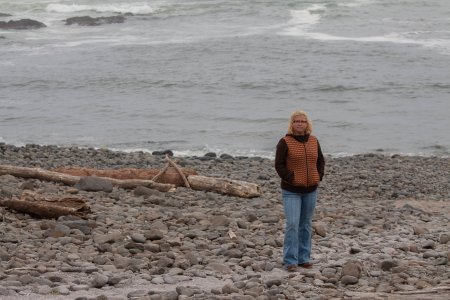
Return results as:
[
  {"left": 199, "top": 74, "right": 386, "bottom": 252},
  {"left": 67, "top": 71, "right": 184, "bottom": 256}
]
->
[{"left": 292, "top": 115, "right": 308, "bottom": 135}]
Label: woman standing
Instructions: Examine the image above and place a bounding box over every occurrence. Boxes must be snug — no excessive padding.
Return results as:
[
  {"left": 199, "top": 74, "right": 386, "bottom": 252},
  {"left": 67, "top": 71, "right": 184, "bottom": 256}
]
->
[{"left": 275, "top": 110, "right": 325, "bottom": 272}]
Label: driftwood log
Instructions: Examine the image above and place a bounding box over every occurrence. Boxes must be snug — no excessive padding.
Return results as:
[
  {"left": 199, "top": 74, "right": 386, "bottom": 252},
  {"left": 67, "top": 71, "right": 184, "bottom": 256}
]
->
[
  {"left": 187, "top": 175, "right": 261, "bottom": 198},
  {"left": 51, "top": 156, "right": 261, "bottom": 197},
  {"left": 0, "top": 163, "right": 261, "bottom": 198},
  {"left": 0, "top": 165, "right": 174, "bottom": 192},
  {"left": 1, "top": 191, "right": 90, "bottom": 218}
]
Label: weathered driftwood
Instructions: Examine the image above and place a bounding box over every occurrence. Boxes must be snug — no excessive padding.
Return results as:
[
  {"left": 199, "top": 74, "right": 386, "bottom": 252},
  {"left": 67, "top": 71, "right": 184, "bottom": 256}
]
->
[
  {"left": 187, "top": 175, "right": 261, "bottom": 198},
  {"left": 52, "top": 166, "right": 197, "bottom": 187},
  {"left": 0, "top": 165, "right": 174, "bottom": 192},
  {"left": 1, "top": 191, "right": 90, "bottom": 218},
  {"left": 0, "top": 164, "right": 261, "bottom": 198}
]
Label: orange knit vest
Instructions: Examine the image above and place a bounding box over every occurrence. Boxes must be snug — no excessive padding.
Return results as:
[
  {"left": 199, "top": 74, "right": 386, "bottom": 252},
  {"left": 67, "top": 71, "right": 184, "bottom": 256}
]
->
[{"left": 283, "top": 135, "right": 320, "bottom": 187}]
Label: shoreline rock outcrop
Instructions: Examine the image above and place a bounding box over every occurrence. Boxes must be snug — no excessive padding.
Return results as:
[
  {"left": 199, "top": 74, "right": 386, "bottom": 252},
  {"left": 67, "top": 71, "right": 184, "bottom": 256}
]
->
[
  {"left": 64, "top": 15, "right": 126, "bottom": 26},
  {"left": 0, "top": 19, "right": 46, "bottom": 30}
]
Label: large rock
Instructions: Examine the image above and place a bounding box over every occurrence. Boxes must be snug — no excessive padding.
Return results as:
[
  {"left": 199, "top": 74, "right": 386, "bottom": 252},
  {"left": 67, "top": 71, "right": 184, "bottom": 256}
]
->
[
  {"left": 65, "top": 15, "right": 125, "bottom": 26},
  {"left": 91, "top": 273, "right": 109, "bottom": 288},
  {"left": 0, "top": 19, "right": 46, "bottom": 30},
  {"left": 134, "top": 186, "right": 164, "bottom": 197},
  {"left": 74, "top": 176, "right": 113, "bottom": 192},
  {"left": 440, "top": 233, "right": 450, "bottom": 244},
  {"left": 93, "top": 230, "right": 123, "bottom": 244},
  {"left": 341, "top": 260, "right": 363, "bottom": 278},
  {"left": 341, "top": 275, "right": 359, "bottom": 285},
  {"left": 313, "top": 222, "right": 327, "bottom": 237},
  {"left": 209, "top": 215, "right": 230, "bottom": 227},
  {"left": 380, "top": 260, "right": 398, "bottom": 271}
]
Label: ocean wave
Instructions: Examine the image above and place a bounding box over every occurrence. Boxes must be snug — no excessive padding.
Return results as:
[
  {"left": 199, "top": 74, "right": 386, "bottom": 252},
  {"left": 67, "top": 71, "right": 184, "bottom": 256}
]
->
[
  {"left": 419, "top": 144, "right": 450, "bottom": 157},
  {"left": 313, "top": 84, "right": 361, "bottom": 92},
  {"left": 46, "top": 35, "right": 201, "bottom": 48},
  {"left": 277, "top": 2, "right": 450, "bottom": 54},
  {"left": 330, "top": 122, "right": 354, "bottom": 129},
  {"left": 427, "top": 83, "right": 450, "bottom": 89},
  {"left": 46, "top": 3, "right": 157, "bottom": 15},
  {"left": 237, "top": 82, "right": 275, "bottom": 90},
  {"left": 328, "top": 99, "right": 352, "bottom": 104},
  {"left": 214, "top": 116, "right": 286, "bottom": 124}
]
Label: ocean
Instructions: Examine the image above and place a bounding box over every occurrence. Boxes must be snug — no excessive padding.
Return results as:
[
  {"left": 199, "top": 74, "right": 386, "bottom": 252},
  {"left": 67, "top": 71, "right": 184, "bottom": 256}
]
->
[{"left": 1, "top": 0, "right": 450, "bottom": 158}]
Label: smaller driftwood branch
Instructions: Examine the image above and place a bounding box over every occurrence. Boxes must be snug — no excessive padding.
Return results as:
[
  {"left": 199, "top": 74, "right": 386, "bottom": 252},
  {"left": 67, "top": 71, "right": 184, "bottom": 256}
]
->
[
  {"left": 152, "top": 162, "right": 170, "bottom": 182},
  {"left": 393, "top": 286, "right": 450, "bottom": 295},
  {"left": 165, "top": 155, "right": 191, "bottom": 188}
]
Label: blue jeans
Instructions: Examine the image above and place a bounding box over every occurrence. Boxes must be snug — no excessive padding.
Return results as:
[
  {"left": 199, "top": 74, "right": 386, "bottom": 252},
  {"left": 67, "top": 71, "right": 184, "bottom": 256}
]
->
[{"left": 282, "top": 189, "right": 317, "bottom": 266}]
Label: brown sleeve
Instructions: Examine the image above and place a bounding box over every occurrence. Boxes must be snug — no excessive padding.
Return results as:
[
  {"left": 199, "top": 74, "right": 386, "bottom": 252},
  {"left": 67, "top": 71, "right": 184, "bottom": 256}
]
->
[
  {"left": 317, "top": 141, "right": 325, "bottom": 180},
  {"left": 275, "top": 138, "right": 293, "bottom": 182}
]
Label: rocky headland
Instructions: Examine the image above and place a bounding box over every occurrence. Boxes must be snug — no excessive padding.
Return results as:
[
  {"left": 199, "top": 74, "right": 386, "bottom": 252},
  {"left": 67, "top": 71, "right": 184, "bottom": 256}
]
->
[{"left": 0, "top": 143, "right": 449, "bottom": 299}]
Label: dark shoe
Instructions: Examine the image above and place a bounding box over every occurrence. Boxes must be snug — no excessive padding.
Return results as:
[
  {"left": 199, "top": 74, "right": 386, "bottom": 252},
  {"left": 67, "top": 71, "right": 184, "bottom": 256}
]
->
[
  {"left": 298, "top": 262, "right": 313, "bottom": 269},
  {"left": 286, "top": 264, "right": 298, "bottom": 272}
]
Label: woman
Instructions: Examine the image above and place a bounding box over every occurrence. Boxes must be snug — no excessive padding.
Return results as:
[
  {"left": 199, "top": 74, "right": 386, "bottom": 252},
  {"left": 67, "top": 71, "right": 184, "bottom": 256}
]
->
[{"left": 275, "top": 110, "right": 325, "bottom": 272}]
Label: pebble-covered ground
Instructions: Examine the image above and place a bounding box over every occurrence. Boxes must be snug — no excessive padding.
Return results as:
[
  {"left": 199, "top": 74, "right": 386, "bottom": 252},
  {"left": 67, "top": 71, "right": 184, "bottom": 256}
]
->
[{"left": 0, "top": 143, "right": 449, "bottom": 300}]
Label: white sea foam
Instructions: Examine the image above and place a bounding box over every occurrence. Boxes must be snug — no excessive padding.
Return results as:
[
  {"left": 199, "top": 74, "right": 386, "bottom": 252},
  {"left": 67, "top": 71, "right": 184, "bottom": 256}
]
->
[
  {"left": 282, "top": 4, "right": 325, "bottom": 35},
  {"left": 46, "top": 3, "right": 157, "bottom": 15},
  {"left": 283, "top": 28, "right": 450, "bottom": 53},
  {"left": 55, "top": 35, "right": 203, "bottom": 48},
  {"left": 338, "top": 0, "right": 374, "bottom": 8},
  {"left": 55, "top": 38, "right": 128, "bottom": 48},
  {"left": 0, "top": 137, "right": 25, "bottom": 147}
]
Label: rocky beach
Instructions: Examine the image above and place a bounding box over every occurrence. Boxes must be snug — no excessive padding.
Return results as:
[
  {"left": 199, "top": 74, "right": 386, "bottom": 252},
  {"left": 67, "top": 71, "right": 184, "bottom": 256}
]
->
[{"left": 0, "top": 143, "right": 449, "bottom": 300}]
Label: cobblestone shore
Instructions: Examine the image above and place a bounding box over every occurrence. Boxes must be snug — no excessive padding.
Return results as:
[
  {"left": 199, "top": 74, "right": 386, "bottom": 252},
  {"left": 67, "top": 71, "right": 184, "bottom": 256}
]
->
[{"left": 0, "top": 144, "right": 449, "bottom": 299}]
